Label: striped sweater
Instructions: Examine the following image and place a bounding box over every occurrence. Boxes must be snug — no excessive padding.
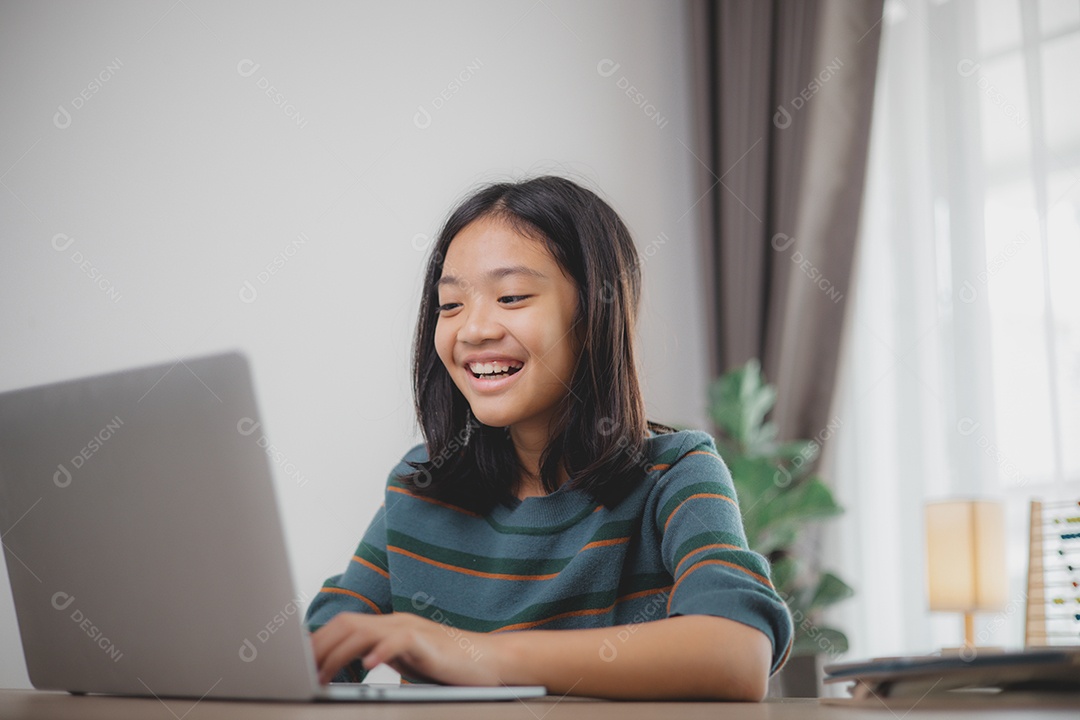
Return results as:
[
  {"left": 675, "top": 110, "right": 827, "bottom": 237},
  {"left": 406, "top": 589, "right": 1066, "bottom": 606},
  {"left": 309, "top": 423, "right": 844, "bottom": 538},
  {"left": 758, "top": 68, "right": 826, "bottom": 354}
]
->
[{"left": 305, "top": 429, "right": 794, "bottom": 680}]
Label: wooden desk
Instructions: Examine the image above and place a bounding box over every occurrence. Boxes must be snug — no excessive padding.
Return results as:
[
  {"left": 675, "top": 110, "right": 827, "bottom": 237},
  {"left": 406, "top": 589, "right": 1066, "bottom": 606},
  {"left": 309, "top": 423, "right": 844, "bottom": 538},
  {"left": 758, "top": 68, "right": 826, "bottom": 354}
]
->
[{"left": 1, "top": 689, "right": 1078, "bottom": 719}]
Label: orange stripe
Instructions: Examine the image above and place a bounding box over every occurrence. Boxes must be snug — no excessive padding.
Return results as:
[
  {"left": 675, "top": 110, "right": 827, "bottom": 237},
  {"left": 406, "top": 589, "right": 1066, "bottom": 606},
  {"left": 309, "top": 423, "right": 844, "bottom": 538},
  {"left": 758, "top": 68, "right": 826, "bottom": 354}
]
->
[
  {"left": 493, "top": 604, "right": 614, "bottom": 633},
  {"left": 667, "top": 559, "right": 773, "bottom": 613},
  {"left": 581, "top": 536, "right": 629, "bottom": 551},
  {"left": 592, "top": 505, "right": 604, "bottom": 513},
  {"left": 664, "top": 493, "right": 738, "bottom": 532},
  {"left": 386, "top": 536, "right": 628, "bottom": 581},
  {"left": 491, "top": 585, "right": 672, "bottom": 634},
  {"left": 387, "top": 486, "right": 480, "bottom": 517},
  {"left": 351, "top": 555, "right": 390, "bottom": 579},
  {"left": 387, "top": 545, "right": 560, "bottom": 581},
  {"left": 673, "top": 543, "right": 742, "bottom": 577},
  {"left": 319, "top": 586, "right": 383, "bottom": 614},
  {"left": 651, "top": 449, "right": 723, "bottom": 473},
  {"left": 616, "top": 585, "right": 672, "bottom": 604}
]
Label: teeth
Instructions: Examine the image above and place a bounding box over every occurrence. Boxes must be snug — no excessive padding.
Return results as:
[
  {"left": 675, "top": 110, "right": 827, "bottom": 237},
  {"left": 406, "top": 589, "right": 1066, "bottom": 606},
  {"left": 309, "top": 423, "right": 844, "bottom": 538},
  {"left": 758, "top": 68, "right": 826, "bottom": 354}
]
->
[{"left": 469, "top": 361, "right": 522, "bottom": 376}]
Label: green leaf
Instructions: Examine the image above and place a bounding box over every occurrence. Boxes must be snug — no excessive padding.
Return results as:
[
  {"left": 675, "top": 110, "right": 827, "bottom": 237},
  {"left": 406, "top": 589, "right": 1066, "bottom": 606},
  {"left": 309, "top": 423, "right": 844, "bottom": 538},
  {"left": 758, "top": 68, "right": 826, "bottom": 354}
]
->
[
  {"left": 756, "top": 525, "right": 798, "bottom": 557},
  {"left": 727, "top": 456, "right": 794, "bottom": 549},
  {"left": 769, "top": 555, "right": 799, "bottom": 598},
  {"left": 747, "top": 479, "right": 843, "bottom": 555},
  {"left": 791, "top": 627, "right": 849, "bottom": 658},
  {"left": 706, "top": 356, "right": 855, "bottom": 649},
  {"left": 727, "top": 456, "right": 781, "bottom": 505},
  {"left": 708, "top": 375, "right": 742, "bottom": 442},
  {"left": 709, "top": 360, "right": 777, "bottom": 451},
  {"left": 775, "top": 440, "right": 819, "bottom": 464},
  {"left": 773, "top": 441, "right": 819, "bottom": 482},
  {"left": 808, "top": 572, "right": 855, "bottom": 612},
  {"left": 745, "top": 419, "right": 779, "bottom": 457},
  {"left": 760, "top": 478, "right": 843, "bottom": 528}
]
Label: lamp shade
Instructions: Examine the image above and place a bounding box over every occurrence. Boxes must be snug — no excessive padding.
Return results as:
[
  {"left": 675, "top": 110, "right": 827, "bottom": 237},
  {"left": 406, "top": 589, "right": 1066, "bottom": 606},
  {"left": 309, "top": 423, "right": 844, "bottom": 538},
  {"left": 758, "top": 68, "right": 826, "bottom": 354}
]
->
[{"left": 925, "top": 500, "right": 1006, "bottom": 612}]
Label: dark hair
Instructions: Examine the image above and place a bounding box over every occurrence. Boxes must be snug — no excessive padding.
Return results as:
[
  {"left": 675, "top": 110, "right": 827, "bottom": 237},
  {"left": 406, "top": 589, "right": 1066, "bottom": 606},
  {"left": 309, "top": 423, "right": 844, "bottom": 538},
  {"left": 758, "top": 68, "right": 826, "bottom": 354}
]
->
[{"left": 401, "top": 175, "right": 661, "bottom": 514}]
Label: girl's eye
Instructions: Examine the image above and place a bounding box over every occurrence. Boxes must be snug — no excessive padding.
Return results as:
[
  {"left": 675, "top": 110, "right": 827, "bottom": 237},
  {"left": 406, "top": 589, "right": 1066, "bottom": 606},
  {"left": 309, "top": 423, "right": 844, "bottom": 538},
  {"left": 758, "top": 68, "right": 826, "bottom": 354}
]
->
[
  {"left": 437, "top": 302, "right": 460, "bottom": 313},
  {"left": 499, "top": 295, "right": 530, "bottom": 304}
]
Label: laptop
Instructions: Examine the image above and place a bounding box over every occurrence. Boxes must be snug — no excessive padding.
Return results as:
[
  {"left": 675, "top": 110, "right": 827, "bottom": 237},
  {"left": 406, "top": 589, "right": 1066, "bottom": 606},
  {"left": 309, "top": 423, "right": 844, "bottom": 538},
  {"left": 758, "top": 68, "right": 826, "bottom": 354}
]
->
[{"left": 0, "top": 351, "right": 546, "bottom": 702}]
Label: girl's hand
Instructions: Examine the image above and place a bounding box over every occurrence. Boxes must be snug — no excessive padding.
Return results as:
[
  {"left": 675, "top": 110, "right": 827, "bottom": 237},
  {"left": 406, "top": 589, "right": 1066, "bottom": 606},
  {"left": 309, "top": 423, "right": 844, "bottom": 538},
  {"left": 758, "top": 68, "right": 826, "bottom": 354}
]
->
[{"left": 310, "top": 612, "right": 504, "bottom": 686}]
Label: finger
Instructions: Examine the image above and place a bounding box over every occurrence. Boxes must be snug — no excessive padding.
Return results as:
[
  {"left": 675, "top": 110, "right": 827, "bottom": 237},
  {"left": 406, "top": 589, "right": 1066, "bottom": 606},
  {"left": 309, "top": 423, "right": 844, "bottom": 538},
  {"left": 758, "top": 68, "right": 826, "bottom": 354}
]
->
[
  {"left": 361, "top": 633, "right": 411, "bottom": 670},
  {"left": 311, "top": 620, "right": 349, "bottom": 671},
  {"left": 310, "top": 627, "right": 334, "bottom": 670},
  {"left": 363, "top": 632, "right": 432, "bottom": 679},
  {"left": 311, "top": 614, "right": 372, "bottom": 669},
  {"left": 313, "top": 619, "right": 382, "bottom": 684},
  {"left": 318, "top": 632, "right": 381, "bottom": 684}
]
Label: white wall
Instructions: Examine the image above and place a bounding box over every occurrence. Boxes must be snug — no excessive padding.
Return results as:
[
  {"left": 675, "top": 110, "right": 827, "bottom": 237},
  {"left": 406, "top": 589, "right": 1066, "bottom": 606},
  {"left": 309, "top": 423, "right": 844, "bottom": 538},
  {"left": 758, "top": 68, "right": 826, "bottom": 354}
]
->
[{"left": 0, "top": 0, "right": 709, "bottom": 687}]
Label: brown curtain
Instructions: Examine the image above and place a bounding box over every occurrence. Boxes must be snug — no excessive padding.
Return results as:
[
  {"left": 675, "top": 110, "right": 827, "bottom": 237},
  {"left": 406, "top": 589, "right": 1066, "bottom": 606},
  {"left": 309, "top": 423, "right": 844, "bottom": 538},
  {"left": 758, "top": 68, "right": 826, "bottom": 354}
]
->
[{"left": 690, "top": 0, "right": 885, "bottom": 444}]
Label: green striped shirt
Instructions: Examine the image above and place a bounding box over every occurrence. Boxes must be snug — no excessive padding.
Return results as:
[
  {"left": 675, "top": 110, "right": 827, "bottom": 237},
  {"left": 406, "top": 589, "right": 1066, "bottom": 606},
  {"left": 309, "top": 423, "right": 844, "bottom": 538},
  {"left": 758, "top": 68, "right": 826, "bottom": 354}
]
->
[{"left": 305, "top": 429, "right": 794, "bottom": 680}]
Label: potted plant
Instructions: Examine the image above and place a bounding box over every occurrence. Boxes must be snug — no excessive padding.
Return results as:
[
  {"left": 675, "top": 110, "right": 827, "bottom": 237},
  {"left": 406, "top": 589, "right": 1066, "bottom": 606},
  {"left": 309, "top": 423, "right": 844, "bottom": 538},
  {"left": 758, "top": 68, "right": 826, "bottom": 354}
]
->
[{"left": 708, "top": 359, "right": 854, "bottom": 696}]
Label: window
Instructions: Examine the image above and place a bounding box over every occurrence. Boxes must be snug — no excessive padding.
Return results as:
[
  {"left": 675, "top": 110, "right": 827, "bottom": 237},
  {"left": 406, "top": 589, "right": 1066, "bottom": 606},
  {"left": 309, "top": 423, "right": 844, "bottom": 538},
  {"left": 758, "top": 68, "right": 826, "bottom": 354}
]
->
[{"left": 826, "top": 0, "right": 1080, "bottom": 664}]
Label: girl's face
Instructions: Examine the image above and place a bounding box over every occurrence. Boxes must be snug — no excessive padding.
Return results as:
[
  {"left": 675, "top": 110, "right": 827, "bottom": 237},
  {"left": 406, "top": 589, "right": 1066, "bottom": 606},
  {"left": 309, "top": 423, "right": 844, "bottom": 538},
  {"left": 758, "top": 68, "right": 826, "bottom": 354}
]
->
[{"left": 434, "top": 216, "right": 581, "bottom": 437}]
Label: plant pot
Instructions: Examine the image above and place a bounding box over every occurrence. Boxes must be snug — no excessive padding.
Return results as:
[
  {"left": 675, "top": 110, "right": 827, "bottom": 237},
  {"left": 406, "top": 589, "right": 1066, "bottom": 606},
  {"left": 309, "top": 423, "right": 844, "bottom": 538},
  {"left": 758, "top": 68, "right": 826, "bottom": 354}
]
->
[{"left": 768, "top": 653, "right": 821, "bottom": 698}]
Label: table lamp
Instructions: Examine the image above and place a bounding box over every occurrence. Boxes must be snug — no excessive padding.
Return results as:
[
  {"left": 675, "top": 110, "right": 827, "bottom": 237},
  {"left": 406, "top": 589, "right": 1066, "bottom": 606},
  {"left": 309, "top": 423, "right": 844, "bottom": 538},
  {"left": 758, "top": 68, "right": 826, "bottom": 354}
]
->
[{"left": 925, "top": 499, "right": 1007, "bottom": 648}]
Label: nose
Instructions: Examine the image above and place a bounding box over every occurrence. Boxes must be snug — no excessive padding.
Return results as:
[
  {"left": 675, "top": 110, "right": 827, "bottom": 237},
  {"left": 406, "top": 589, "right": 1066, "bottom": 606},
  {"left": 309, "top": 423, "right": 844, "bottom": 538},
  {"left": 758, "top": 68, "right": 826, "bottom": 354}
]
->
[{"left": 458, "top": 300, "right": 505, "bottom": 345}]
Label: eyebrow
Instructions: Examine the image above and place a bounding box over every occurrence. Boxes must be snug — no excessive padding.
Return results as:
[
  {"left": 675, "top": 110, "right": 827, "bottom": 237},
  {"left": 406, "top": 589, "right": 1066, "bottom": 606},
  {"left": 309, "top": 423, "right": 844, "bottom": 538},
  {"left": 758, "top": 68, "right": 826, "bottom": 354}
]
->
[{"left": 437, "top": 265, "right": 548, "bottom": 287}]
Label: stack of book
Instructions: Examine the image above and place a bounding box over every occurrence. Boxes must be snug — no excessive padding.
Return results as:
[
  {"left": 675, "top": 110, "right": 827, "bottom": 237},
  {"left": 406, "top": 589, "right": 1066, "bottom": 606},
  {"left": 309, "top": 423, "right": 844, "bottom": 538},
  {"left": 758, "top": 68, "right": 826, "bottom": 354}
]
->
[{"left": 822, "top": 647, "right": 1080, "bottom": 709}]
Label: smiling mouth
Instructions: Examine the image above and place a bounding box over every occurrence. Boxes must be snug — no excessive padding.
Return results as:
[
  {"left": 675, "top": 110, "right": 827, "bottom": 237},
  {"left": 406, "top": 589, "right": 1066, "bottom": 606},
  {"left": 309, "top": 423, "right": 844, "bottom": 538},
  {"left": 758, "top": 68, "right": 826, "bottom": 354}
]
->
[{"left": 466, "top": 360, "right": 524, "bottom": 382}]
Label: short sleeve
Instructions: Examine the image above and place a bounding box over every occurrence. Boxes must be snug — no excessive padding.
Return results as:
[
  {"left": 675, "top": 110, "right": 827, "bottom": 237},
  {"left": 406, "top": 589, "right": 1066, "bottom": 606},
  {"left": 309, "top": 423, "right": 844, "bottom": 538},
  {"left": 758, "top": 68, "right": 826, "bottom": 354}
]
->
[{"left": 653, "top": 432, "right": 794, "bottom": 674}]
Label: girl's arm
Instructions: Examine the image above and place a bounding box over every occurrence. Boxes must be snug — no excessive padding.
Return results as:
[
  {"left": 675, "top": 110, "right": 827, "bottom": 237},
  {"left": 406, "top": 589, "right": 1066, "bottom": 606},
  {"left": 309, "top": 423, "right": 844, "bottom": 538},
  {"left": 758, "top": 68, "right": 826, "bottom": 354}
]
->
[
  {"left": 492, "top": 614, "right": 772, "bottom": 701},
  {"left": 314, "top": 611, "right": 772, "bottom": 701}
]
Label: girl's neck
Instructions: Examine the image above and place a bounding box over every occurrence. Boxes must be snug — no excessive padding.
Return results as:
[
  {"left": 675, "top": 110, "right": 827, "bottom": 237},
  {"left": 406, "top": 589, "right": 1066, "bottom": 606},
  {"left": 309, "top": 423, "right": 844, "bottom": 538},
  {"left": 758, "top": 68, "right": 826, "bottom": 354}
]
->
[
  {"left": 514, "top": 465, "right": 570, "bottom": 500},
  {"left": 508, "top": 422, "right": 569, "bottom": 500}
]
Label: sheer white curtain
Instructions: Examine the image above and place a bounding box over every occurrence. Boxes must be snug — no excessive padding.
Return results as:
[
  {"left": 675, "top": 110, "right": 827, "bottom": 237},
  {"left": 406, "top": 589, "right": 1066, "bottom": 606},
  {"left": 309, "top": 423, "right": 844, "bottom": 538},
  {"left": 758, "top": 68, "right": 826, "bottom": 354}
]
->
[{"left": 824, "top": 0, "right": 1080, "bottom": 663}]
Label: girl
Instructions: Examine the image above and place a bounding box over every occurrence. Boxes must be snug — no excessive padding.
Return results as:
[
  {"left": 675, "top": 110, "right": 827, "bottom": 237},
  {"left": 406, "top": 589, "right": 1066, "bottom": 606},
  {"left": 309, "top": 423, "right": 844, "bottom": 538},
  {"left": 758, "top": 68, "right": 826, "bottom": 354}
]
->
[{"left": 305, "top": 176, "right": 793, "bottom": 700}]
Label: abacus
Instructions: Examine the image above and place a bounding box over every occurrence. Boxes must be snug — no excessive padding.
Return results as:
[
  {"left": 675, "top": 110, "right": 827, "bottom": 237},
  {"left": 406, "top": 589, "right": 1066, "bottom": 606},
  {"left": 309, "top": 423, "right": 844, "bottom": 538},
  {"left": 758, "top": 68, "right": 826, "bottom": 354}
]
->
[{"left": 1025, "top": 499, "right": 1080, "bottom": 646}]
